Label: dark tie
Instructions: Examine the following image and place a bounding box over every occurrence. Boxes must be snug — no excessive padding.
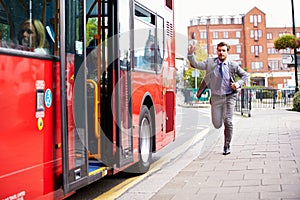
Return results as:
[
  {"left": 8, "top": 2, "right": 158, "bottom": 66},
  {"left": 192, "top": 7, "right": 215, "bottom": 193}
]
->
[{"left": 219, "top": 63, "right": 223, "bottom": 78}]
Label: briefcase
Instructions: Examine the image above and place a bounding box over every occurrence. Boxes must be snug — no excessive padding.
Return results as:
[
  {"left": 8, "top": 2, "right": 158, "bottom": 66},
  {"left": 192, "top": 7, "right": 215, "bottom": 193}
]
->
[{"left": 196, "top": 79, "right": 208, "bottom": 98}]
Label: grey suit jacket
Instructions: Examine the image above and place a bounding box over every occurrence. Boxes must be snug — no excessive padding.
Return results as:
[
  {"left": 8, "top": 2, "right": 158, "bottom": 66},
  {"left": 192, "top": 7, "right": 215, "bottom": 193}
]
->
[{"left": 187, "top": 54, "right": 249, "bottom": 97}]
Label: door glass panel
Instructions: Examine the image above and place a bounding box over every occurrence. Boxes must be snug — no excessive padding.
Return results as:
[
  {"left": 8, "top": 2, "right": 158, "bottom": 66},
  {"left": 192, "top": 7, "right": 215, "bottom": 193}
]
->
[
  {"left": 118, "top": 0, "right": 133, "bottom": 166},
  {"left": 65, "top": 0, "right": 88, "bottom": 182}
]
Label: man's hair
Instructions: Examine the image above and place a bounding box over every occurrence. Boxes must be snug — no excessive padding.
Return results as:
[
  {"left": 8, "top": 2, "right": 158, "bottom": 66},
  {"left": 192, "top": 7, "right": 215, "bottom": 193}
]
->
[{"left": 217, "top": 42, "right": 230, "bottom": 51}]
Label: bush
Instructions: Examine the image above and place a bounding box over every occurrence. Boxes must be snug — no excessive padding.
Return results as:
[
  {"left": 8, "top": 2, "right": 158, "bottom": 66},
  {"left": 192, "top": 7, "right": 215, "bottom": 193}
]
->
[
  {"left": 292, "top": 91, "right": 300, "bottom": 112},
  {"left": 274, "top": 34, "right": 300, "bottom": 50}
]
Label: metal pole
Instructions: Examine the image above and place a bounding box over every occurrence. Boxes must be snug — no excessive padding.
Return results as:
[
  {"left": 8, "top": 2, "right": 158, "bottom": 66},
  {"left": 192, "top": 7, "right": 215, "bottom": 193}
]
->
[
  {"left": 194, "top": 69, "right": 197, "bottom": 89},
  {"left": 291, "top": 0, "right": 299, "bottom": 92},
  {"left": 206, "top": 23, "right": 209, "bottom": 56}
]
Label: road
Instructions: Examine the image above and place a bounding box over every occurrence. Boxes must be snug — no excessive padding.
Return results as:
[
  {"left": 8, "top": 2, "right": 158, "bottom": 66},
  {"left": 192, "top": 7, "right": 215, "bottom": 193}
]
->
[{"left": 66, "top": 105, "right": 215, "bottom": 200}]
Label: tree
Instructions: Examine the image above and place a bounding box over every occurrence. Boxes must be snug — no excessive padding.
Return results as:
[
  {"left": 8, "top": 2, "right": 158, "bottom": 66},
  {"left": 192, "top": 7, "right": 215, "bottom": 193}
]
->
[
  {"left": 274, "top": 34, "right": 300, "bottom": 50},
  {"left": 184, "top": 43, "right": 207, "bottom": 88}
]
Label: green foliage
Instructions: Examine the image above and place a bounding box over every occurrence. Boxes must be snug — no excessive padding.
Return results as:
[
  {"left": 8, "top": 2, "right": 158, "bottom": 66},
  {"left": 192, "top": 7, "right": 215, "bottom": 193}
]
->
[
  {"left": 274, "top": 34, "right": 300, "bottom": 50},
  {"left": 86, "top": 18, "right": 98, "bottom": 44},
  {"left": 0, "top": 23, "right": 10, "bottom": 40},
  {"left": 183, "top": 68, "right": 205, "bottom": 88},
  {"left": 292, "top": 91, "right": 300, "bottom": 112}
]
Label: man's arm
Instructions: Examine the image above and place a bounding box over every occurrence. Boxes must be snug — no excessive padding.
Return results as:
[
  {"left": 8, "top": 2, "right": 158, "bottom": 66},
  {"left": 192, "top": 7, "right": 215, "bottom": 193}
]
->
[
  {"left": 187, "top": 54, "right": 207, "bottom": 70},
  {"left": 236, "top": 66, "right": 249, "bottom": 87}
]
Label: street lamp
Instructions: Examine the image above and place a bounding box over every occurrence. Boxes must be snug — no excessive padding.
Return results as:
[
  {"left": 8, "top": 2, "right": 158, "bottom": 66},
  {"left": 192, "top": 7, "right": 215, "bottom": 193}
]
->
[{"left": 291, "top": 0, "right": 299, "bottom": 92}]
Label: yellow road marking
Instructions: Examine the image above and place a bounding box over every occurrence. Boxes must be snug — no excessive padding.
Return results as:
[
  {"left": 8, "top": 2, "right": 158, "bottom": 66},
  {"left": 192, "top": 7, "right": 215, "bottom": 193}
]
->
[{"left": 95, "top": 127, "right": 210, "bottom": 200}]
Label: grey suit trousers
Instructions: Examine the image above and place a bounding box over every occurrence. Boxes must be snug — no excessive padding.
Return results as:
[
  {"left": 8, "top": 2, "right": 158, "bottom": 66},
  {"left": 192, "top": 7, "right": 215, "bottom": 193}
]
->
[{"left": 210, "top": 93, "right": 237, "bottom": 148}]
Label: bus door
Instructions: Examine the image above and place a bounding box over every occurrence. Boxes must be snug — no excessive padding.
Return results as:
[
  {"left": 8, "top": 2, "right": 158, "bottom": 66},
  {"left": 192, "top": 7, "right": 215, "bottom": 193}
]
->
[
  {"left": 85, "top": 0, "right": 115, "bottom": 173},
  {"left": 116, "top": 0, "right": 134, "bottom": 167},
  {"left": 61, "top": 0, "right": 89, "bottom": 193}
]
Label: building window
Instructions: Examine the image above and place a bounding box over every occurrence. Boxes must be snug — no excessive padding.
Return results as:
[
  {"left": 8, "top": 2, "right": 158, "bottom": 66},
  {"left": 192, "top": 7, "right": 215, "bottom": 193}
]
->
[
  {"left": 213, "top": 31, "right": 218, "bottom": 39},
  {"left": 268, "top": 60, "right": 279, "bottom": 70},
  {"left": 233, "top": 17, "right": 242, "bottom": 24},
  {"left": 200, "top": 31, "right": 207, "bottom": 39},
  {"left": 251, "top": 45, "right": 262, "bottom": 56},
  {"left": 251, "top": 30, "right": 262, "bottom": 41},
  {"left": 267, "top": 33, "right": 273, "bottom": 40},
  {"left": 254, "top": 30, "right": 258, "bottom": 41},
  {"left": 255, "top": 46, "right": 259, "bottom": 56},
  {"left": 280, "top": 49, "right": 291, "bottom": 54},
  {"left": 258, "top": 30, "right": 262, "bottom": 38},
  {"left": 196, "top": 18, "right": 201, "bottom": 25},
  {"left": 258, "top": 15, "right": 262, "bottom": 23},
  {"left": 250, "top": 15, "right": 261, "bottom": 27},
  {"left": 236, "top": 31, "right": 240, "bottom": 38},
  {"left": 250, "top": 15, "right": 253, "bottom": 23},
  {"left": 236, "top": 45, "right": 241, "bottom": 53},
  {"left": 254, "top": 15, "right": 258, "bottom": 27},
  {"left": 268, "top": 48, "right": 273, "bottom": 54},
  {"left": 296, "top": 32, "right": 300, "bottom": 38},
  {"left": 190, "top": 19, "right": 195, "bottom": 26},
  {"left": 259, "top": 45, "right": 263, "bottom": 53},
  {"left": 213, "top": 45, "right": 217, "bottom": 54},
  {"left": 222, "top": 17, "right": 231, "bottom": 24},
  {"left": 250, "top": 30, "right": 254, "bottom": 38},
  {"left": 223, "top": 31, "right": 228, "bottom": 38},
  {"left": 268, "top": 48, "right": 278, "bottom": 54},
  {"left": 251, "top": 62, "right": 263, "bottom": 70},
  {"left": 210, "top": 17, "right": 219, "bottom": 24}
]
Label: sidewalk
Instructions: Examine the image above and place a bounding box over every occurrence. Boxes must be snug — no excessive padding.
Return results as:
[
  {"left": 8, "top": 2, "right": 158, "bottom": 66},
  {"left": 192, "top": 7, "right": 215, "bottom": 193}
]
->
[{"left": 150, "top": 109, "right": 300, "bottom": 200}]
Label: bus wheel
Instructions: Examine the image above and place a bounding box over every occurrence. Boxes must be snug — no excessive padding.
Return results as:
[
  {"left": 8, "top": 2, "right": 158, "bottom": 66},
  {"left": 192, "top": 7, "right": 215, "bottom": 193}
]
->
[{"left": 136, "top": 105, "right": 153, "bottom": 173}]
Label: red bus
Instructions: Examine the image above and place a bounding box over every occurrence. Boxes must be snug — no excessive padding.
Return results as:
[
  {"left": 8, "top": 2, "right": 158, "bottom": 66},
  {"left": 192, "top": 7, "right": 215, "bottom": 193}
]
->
[{"left": 0, "top": 0, "right": 176, "bottom": 199}]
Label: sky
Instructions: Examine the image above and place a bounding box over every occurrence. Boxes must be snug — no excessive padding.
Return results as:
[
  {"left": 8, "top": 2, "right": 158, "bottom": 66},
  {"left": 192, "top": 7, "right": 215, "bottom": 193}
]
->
[{"left": 174, "top": 0, "right": 300, "bottom": 57}]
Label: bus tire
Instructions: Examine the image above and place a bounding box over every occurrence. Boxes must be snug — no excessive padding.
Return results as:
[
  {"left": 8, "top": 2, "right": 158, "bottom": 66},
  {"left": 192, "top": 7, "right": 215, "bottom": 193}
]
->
[{"left": 136, "top": 105, "right": 153, "bottom": 173}]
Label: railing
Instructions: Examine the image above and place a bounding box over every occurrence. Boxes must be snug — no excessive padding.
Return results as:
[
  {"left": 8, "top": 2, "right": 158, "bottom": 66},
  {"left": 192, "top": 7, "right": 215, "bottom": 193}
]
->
[{"left": 235, "top": 88, "right": 293, "bottom": 117}]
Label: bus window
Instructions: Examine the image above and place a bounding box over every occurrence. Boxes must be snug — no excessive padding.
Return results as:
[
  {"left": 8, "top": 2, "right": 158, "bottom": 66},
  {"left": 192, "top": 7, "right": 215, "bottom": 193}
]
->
[
  {"left": 0, "top": 0, "right": 58, "bottom": 56},
  {"left": 134, "top": 4, "right": 156, "bottom": 71},
  {"left": 156, "top": 15, "right": 164, "bottom": 71},
  {"left": 134, "top": 4, "right": 164, "bottom": 72}
]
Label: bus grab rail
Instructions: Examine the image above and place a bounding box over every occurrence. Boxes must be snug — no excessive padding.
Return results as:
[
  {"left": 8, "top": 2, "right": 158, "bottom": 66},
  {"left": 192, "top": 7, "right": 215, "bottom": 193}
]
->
[{"left": 87, "top": 79, "right": 101, "bottom": 159}]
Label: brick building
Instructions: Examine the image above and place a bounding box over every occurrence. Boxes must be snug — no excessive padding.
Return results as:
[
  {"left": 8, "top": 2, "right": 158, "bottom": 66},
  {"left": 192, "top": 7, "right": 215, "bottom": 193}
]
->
[{"left": 188, "top": 7, "right": 300, "bottom": 89}]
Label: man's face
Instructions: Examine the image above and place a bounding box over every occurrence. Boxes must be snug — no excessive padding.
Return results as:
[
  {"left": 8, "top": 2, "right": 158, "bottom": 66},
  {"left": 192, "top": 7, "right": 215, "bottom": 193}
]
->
[{"left": 217, "top": 46, "right": 228, "bottom": 62}]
